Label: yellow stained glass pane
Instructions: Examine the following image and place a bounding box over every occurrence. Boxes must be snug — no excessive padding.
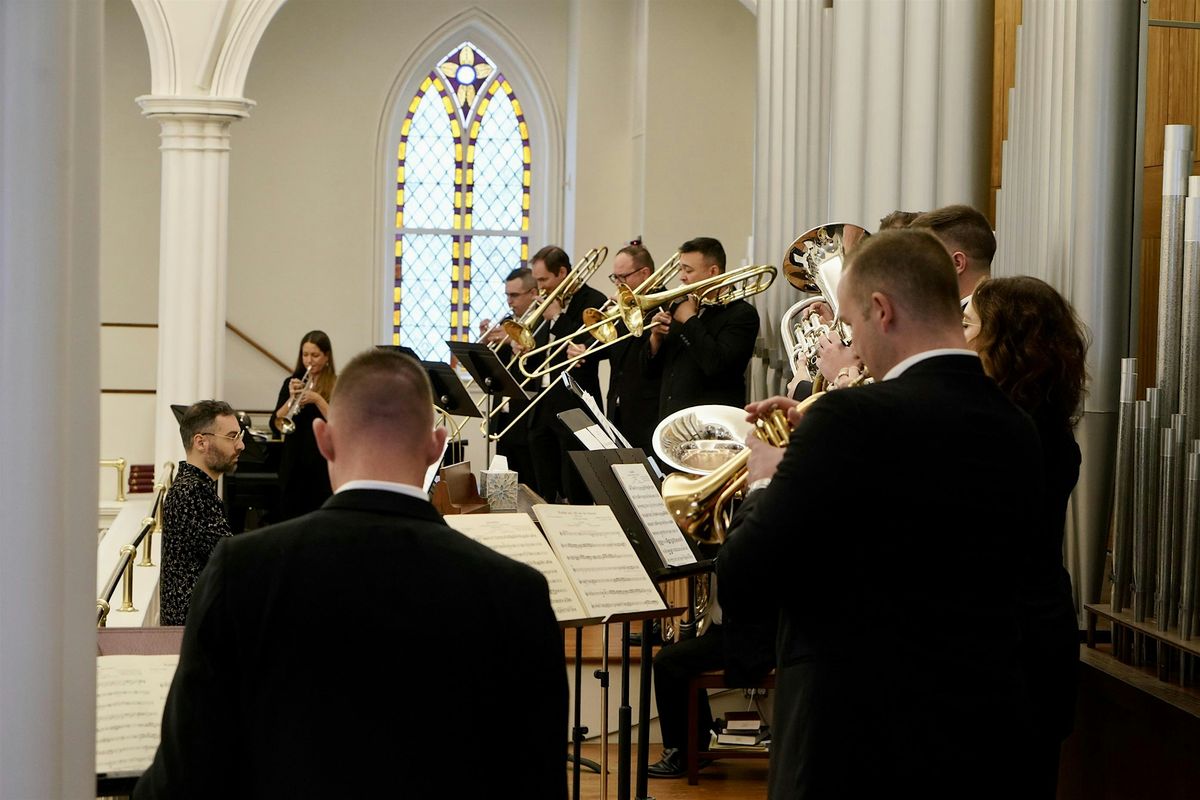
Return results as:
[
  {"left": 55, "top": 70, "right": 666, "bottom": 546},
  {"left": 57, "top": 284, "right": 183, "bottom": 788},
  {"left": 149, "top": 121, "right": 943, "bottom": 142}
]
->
[
  {"left": 501, "top": 80, "right": 512, "bottom": 95},
  {"left": 454, "top": 214, "right": 462, "bottom": 229},
  {"left": 454, "top": 191, "right": 462, "bottom": 207},
  {"left": 393, "top": 310, "right": 400, "bottom": 325},
  {"left": 464, "top": 240, "right": 472, "bottom": 257},
  {"left": 466, "top": 144, "right": 476, "bottom": 163},
  {"left": 470, "top": 121, "right": 481, "bottom": 139},
  {"left": 442, "top": 95, "right": 454, "bottom": 114},
  {"left": 397, "top": 142, "right": 404, "bottom": 160},
  {"left": 519, "top": 122, "right": 528, "bottom": 139},
  {"left": 455, "top": 142, "right": 463, "bottom": 160},
  {"left": 512, "top": 98, "right": 523, "bottom": 116},
  {"left": 522, "top": 195, "right": 529, "bottom": 211},
  {"left": 392, "top": 332, "right": 400, "bottom": 345},
  {"left": 523, "top": 146, "right": 531, "bottom": 162},
  {"left": 401, "top": 118, "right": 412, "bottom": 137},
  {"left": 453, "top": 240, "right": 461, "bottom": 258},
  {"left": 452, "top": 288, "right": 459, "bottom": 304},
  {"left": 464, "top": 309, "right": 470, "bottom": 325},
  {"left": 523, "top": 170, "right": 531, "bottom": 187},
  {"left": 397, "top": 166, "right": 404, "bottom": 183},
  {"left": 464, "top": 286, "right": 471, "bottom": 303},
  {"left": 395, "top": 241, "right": 402, "bottom": 259},
  {"left": 455, "top": 167, "right": 463, "bottom": 184},
  {"left": 521, "top": 243, "right": 529, "bottom": 259},
  {"left": 451, "top": 119, "right": 461, "bottom": 137},
  {"left": 451, "top": 311, "right": 459, "bottom": 327},
  {"left": 452, "top": 265, "right": 460, "bottom": 281},
  {"left": 465, "top": 213, "right": 473, "bottom": 228},
  {"left": 466, "top": 168, "right": 474, "bottom": 183},
  {"left": 393, "top": 286, "right": 401, "bottom": 302},
  {"left": 522, "top": 217, "right": 529, "bottom": 231},
  {"left": 396, "top": 211, "right": 404, "bottom": 227},
  {"left": 465, "top": 192, "right": 473, "bottom": 206},
  {"left": 395, "top": 189, "right": 403, "bottom": 206},
  {"left": 464, "top": 263, "right": 472, "bottom": 280}
]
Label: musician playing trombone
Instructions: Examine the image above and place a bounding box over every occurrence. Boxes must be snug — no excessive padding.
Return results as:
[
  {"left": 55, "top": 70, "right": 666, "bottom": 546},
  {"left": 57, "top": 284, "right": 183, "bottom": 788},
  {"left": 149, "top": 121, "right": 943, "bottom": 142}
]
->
[
  {"left": 478, "top": 267, "right": 544, "bottom": 494},
  {"left": 642, "top": 237, "right": 761, "bottom": 418},
  {"left": 527, "top": 245, "right": 607, "bottom": 502},
  {"left": 562, "top": 241, "right": 665, "bottom": 453}
]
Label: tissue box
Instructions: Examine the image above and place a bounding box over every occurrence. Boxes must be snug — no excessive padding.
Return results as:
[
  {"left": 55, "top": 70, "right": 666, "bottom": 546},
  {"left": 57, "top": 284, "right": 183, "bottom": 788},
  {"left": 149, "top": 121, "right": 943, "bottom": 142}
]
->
[{"left": 480, "top": 469, "right": 518, "bottom": 511}]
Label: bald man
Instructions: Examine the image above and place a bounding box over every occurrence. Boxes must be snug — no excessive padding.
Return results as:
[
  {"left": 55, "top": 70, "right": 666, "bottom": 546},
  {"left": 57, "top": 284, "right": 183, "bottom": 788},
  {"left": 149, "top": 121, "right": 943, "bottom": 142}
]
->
[{"left": 136, "top": 349, "right": 567, "bottom": 799}]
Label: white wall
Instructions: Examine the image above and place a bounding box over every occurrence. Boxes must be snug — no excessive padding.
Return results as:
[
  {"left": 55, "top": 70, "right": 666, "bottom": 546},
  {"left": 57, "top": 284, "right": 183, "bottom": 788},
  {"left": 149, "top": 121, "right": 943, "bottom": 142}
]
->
[{"left": 100, "top": 0, "right": 756, "bottom": 470}]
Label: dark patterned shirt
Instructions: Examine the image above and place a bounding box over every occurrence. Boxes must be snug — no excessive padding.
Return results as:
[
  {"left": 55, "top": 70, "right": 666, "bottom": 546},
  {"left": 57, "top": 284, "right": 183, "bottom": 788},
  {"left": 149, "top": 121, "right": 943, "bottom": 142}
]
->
[{"left": 160, "top": 461, "right": 232, "bottom": 625}]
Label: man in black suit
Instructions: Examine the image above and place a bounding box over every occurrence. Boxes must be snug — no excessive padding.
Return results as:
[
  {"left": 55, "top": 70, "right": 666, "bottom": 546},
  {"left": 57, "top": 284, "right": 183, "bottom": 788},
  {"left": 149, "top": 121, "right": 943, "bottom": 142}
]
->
[
  {"left": 717, "top": 229, "right": 1042, "bottom": 799},
  {"left": 480, "top": 266, "right": 545, "bottom": 493},
  {"left": 135, "top": 349, "right": 567, "bottom": 799},
  {"left": 643, "top": 237, "right": 760, "bottom": 418},
  {"left": 911, "top": 203, "right": 995, "bottom": 309},
  {"left": 526, "top": 245, "right": 607, "bottom": 502},
  {"left": 565, "top": 242, "right": 664, "bottom": 453}
]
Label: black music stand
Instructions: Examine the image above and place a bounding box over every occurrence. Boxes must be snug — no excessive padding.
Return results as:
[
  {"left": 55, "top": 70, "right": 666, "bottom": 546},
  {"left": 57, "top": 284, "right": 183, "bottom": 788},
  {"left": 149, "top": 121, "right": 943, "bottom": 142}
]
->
[
  {"left": 448, "top": 341, "right": 530, "bottom": 464},
  {"left": 567, "top": 448, "right": 712, "bottom": 800},
  {"left": 422, "top": 360, "right": 480, "bottom": 419}
]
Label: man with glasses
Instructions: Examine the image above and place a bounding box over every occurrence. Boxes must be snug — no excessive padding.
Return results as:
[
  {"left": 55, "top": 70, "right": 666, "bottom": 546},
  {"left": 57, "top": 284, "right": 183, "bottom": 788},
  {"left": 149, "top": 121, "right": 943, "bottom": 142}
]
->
[
  {"left": 159, "top": 400, "right": 244, "bottom": 625},
  {"left": 479, "top": 266, "right": 545, "bottom": 493},
  {"left": 565, "top": 242, "right": 664, "bottom": 452}
]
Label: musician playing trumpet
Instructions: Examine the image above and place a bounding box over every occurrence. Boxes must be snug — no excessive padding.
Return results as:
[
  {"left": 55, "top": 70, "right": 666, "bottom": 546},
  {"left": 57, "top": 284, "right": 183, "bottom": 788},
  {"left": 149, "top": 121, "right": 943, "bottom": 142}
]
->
[
  {"left": 271, "top": 330, "right": 337, "bottom": 520},
  {"left": 643, "top": 237, "right": 760, "bottom": 418}
]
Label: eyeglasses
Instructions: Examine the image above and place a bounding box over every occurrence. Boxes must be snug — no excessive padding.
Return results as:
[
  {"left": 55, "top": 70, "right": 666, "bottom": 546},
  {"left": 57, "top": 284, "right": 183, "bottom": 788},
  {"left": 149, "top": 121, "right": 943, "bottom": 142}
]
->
[
  {"left": 608, "top": 269, "right": 646, "bottom": 285},
  {"left": 506, "top": 289, "right": 535, "bottom": 299},
  {"left": 200, "top": 429, "right": 245, "bottom": 442}
]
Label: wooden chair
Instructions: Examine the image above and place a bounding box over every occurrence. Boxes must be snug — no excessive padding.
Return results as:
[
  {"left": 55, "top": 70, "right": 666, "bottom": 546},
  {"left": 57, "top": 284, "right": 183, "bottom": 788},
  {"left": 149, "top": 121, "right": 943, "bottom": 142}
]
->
[{"left": 685, "top": 668, "right": 775, "bottom": 785}]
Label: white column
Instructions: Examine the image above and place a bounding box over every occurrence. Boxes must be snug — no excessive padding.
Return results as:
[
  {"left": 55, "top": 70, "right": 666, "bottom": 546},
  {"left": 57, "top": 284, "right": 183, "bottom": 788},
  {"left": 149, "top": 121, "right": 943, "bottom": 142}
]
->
[
  {"left": 0, "top": 0, "right": 101, "bottom": 796},
  {"left": 135, "top": 100, "right": 252, "bottom": 477}
]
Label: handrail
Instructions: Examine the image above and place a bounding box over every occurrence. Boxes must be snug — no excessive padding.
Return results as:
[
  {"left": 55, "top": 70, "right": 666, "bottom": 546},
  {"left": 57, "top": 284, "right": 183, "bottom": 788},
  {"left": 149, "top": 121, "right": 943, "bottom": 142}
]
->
[
  {"left": 99, "top": 458, "right": 127, "bottom": 502},
  {"left": 225, "top": 321, "right": 290, "bottom": 372},
  {"left": 96, "top": 484, "right": 168, "bottom": 627}
]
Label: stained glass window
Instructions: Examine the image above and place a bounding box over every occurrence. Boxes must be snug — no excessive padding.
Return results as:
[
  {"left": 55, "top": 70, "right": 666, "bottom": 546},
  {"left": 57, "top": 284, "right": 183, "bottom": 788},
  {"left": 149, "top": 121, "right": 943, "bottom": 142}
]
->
[{"left": 393, "top": 42, "right": 531, "bottom": 362}]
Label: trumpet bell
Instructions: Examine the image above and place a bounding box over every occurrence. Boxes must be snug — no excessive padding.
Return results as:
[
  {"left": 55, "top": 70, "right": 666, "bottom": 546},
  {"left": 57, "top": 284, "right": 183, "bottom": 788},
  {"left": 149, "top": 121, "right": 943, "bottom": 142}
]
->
[{"left": 278, "top": 418, "right": 296, "bottom": 436}]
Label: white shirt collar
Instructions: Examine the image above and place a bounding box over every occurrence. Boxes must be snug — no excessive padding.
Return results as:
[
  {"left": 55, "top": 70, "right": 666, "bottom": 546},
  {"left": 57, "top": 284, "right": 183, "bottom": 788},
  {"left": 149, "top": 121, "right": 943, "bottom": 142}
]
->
[
  {"left": 883, "top": 348, "right": 979, "bottom": 381},
  {"left": 336, "top": 479, "right": 429, "bottom": 501}
]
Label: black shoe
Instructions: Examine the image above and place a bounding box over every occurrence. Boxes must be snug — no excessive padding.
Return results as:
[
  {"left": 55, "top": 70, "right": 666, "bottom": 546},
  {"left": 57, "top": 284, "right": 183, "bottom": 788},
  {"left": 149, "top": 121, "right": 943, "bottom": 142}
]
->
[{"left": 646, "top": 749, "right": 686, "bottom": 779}]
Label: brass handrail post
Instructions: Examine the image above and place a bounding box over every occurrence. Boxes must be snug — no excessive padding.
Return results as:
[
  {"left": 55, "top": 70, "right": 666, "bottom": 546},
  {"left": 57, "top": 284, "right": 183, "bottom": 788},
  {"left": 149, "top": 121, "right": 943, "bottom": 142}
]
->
[
  {"left": 162, "top": 461, "right": 176, "bottom": 488},
  {"left": 99, "top": 458, "right": 127, "bottom": 502},
  {"left": 96, "top": 599, "right": 110, "bottom": 628},
  {"left": 138, "top": 516, "right": 156, "bottom": 567},
  {"left": 118, "top": 545, "right": 137, "bottom": 613}
]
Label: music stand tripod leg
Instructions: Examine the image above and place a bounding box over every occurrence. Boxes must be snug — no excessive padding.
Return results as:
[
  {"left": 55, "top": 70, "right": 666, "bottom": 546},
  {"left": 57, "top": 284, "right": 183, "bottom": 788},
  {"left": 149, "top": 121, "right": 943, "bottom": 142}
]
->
[
  {"left": 635, "top": 618, "right": 653, "bottom": 800},
  {"left": 618, "top": 621, "right": 631, "bottom": 800},
  {"left": 566, "top": 625, "right": 601, "bottom": 800}
]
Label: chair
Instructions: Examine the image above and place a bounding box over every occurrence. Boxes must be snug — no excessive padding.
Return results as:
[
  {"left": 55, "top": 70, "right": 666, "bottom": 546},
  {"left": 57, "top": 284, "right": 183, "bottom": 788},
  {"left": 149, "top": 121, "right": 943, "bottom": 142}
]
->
[{"left": 685, "top": 668, "right": 775, "bottom": 785}]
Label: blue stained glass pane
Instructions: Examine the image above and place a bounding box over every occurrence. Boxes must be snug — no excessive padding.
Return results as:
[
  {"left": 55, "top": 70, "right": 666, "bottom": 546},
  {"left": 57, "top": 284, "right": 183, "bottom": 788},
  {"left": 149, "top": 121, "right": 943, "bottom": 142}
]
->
[
  {"left": 472, "top": 90, "right": 524, "bottom": 231},
  {"left": 403, "top": 87, "right": 455, "bottom": 229},
  {"left": 399, "top": 234, "right": 453, "bottom": 362},
  {"left": 470, "top": 235, "right": 524, "bottom": 330}
]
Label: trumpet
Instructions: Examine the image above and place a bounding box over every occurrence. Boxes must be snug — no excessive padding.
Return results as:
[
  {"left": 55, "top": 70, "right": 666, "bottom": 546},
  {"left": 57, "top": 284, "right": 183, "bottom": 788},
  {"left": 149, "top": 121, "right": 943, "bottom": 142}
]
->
[
  {"left": 517, "top": 261, "right": 777, "bottom": 380},
  {"left": 278, "top": 366, "right": 314, "bottom": 436},
  {"left": 477, "top": 247, "right": 608, "bottom": 441}
]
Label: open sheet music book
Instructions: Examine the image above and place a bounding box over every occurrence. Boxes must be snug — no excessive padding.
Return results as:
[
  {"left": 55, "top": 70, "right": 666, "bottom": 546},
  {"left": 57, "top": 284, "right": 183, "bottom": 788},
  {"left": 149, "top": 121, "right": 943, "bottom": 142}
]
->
[
  {"left": 446, "top": 506, "right": 665, "bottom": 622},
  {"left": 96, "top": 654, "right": 178, "bottom": 775}
]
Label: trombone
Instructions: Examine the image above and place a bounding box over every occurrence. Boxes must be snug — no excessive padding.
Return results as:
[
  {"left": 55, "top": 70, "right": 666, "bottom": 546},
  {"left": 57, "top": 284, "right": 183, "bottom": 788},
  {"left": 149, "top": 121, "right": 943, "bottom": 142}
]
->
[
  {"left": 476, "top": 247, "right": 609, "bottom": 441},
  {"left": 517, "top": 261, "right": 778, "bottom": 381},
  {"left": 513, "top": 253, "right": 682, "bottom": 380}
]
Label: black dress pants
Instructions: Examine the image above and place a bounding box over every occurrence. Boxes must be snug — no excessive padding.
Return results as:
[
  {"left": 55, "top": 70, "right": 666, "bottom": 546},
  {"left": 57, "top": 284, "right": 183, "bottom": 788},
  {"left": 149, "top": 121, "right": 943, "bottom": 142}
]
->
[{"left": 652, "top": 624, "right": 725, "bottom": 757}]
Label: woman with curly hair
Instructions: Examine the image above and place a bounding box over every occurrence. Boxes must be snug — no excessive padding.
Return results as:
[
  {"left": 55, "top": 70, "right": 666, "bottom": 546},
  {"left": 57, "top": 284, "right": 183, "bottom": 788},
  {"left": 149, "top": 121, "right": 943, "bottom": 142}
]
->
[{"left": 964, "top": 276, "right": 1088, "bottom": 797}]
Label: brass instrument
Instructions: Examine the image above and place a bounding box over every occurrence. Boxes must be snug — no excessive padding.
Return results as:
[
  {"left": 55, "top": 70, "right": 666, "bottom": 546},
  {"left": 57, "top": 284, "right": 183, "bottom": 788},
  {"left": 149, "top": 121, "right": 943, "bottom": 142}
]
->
[
  {"left": 518, "top": 261, "right": 778, "bottom": 380},
  {"left": 278, "top": 365, "right": 313, "bottom": 435},
  {"left": 661, "top": 377, "right": 866, "bottom": 544},
  {"left": 780, "top": 223, "right": 870, "bottom": 383},
  {"left": 477, "top": 247, "right": 608, "bottom": 441},
  {"left": 514, "top": 253, "right": 682, "bottom": 380}
]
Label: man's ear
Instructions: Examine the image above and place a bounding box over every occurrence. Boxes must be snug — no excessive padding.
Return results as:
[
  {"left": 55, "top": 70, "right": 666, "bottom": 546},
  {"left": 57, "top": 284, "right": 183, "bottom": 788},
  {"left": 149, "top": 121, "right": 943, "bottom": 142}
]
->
[
  {"left": 313, "top": 418, "right": 334, "bottom": 462},
  {"left": 872, "top": 291, "right": 896, "bottom": 331},
  {"left": 427, "top": 425, "right": 448, "bottom": 468},
  {"left": 951, "top": 251, "right": 968, "bottom": 275}
]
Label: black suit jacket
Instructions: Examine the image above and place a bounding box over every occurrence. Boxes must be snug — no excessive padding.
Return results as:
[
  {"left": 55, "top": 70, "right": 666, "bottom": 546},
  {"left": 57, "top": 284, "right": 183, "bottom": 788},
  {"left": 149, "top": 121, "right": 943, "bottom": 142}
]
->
[
  {"left": 643, "top": 298, "right": 760, "bottom": 417},
  {"left": 546, "top": 283, "right": 607, "bottom": 403},
  {"left": 717, "top": 355, "right": 1042, "bottom": 799},
  {"left": 134, "top": 490, "right": 567, "bottom": 800}
]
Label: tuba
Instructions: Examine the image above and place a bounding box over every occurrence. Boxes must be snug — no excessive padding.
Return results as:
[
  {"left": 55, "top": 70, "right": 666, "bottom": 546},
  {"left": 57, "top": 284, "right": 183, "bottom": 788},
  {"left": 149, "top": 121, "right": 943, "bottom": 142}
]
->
[{"left": 779, "top": 223, "right": 870, "bottom": 382}]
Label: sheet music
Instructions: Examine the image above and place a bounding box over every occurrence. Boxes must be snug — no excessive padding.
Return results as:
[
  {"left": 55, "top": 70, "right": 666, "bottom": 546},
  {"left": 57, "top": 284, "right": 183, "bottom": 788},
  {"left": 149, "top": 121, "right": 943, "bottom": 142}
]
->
[
  {"left": 532, "top": 504, "right": 665, "bottom": 618},
  {"left": 96, "top": 654, "right": 179, "bottom": 774},
  {"left": 445, "top": 513, "right": 589, "bottom": 623},
  {"left": 611, "top": 463, "right": 698, "bottom": 567},
  {"left": 574, "top": 423, "right": 617, "bottom": 451}
]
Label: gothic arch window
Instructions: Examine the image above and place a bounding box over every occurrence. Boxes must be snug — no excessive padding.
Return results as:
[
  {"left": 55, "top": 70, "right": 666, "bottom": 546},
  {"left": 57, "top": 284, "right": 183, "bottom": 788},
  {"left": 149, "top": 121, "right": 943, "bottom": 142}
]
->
[{"left": 391, "top": 41, "right": 531, "bottom": 361}]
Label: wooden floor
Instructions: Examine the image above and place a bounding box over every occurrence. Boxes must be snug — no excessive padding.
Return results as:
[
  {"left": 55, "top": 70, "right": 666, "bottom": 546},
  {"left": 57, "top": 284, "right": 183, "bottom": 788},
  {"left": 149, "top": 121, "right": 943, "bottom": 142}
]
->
[{"left": 574, "top": 743, "right": 769, "bottom": 800}]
